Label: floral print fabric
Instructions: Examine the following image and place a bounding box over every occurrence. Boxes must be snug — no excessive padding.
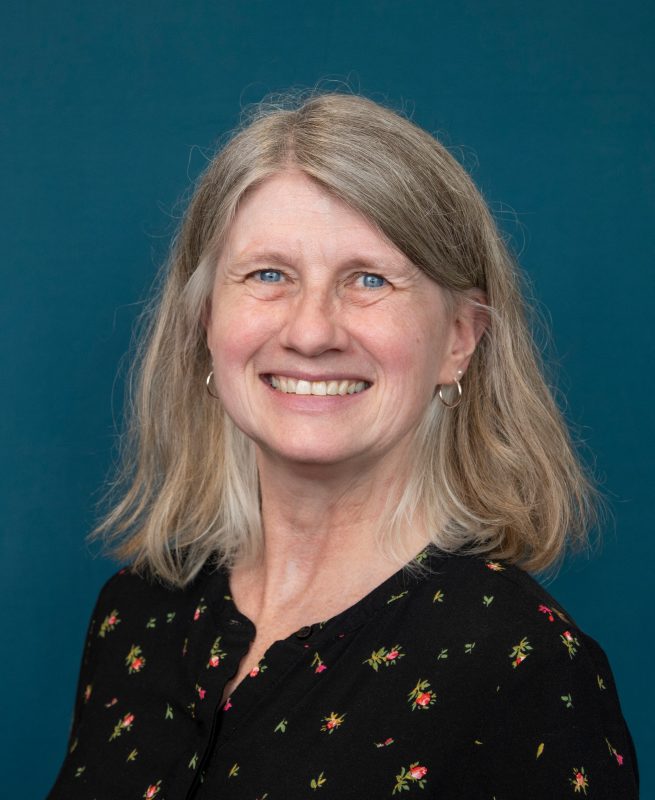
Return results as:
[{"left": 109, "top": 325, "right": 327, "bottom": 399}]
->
[{"left": 48, "top": 546, "right": 638, "bottom": 798}]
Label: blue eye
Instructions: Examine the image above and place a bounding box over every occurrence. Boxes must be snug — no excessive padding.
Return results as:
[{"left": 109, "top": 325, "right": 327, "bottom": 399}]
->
[
  {"left": 359, "top": 273, "right": 387, "bottom": 289},
  {"left": 257, "top": 269, "right": 283, "bottom": 283}
]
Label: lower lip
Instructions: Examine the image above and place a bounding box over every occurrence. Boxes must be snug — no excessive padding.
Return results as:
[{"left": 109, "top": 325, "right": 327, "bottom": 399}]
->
[{"left": 260, "top": 377, "right": 370, "bottom": 411}]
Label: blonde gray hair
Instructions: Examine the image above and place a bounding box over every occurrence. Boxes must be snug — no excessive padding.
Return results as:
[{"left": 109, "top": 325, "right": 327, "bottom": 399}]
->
[{"left": 92, "top": 91, "right": 597, "bottom": 586}]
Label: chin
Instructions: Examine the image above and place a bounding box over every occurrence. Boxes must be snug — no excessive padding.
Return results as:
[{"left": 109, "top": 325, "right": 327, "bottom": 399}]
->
[{"left": 258, "top": 441, "right": 364, "bottom": 469}]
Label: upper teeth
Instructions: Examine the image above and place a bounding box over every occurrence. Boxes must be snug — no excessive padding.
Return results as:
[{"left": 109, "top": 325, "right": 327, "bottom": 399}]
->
[{"left": 269, "top": 376, "right": 369, "bottom": 396}]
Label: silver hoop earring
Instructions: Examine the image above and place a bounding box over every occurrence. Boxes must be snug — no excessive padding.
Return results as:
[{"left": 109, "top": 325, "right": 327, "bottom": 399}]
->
[
  {"left": 438, "top": 379, "right": 463, "bottom": 409},
  {"left": 206, "top": 370, "right": 220, "bottom": 400}
]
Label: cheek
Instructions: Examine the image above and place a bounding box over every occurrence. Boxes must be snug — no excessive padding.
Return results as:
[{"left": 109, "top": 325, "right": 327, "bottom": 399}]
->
[
  {"left": 208, "top": 298, "right": 271, "bottom": 370},
  {"left": 366, "top": 311, "right": 443, "bottom": 386}
]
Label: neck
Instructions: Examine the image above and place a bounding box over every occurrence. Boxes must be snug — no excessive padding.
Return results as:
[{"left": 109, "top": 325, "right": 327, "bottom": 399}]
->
[{"left": 229, "top": 448, "right": 430, "bottom": 627}]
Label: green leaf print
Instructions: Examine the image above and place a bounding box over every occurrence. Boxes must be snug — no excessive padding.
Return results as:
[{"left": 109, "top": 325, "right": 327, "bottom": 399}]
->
[
  {"left": 482, "top": 595, "right": 494, "bottom": 606},
  {"left": 274, "top": 718, "right": 288, "bottom": 733},
  {"left": 387, "top": 590, "right": 409, "bottom": 604},
  {"left": 561, "top": 693, "right": 573, "bottom": 709},
  {"left": 310, "top": 771, "right": 327, "bottom": 790}
]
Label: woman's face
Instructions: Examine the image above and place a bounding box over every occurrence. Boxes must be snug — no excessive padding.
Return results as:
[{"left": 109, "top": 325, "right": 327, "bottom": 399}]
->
[{"left": 205, "top": 171, "right": 475, "bottom": 473}]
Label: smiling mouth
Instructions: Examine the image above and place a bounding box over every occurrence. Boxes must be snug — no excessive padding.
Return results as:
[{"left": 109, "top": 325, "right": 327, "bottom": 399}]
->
[{"left": 265, "top": 375, "right": 371, "bottom": 396}]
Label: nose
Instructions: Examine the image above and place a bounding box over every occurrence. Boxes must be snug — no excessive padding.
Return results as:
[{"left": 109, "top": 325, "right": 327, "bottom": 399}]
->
[{"left": 278, "top": 286, "right": 349, "bottom": 356}]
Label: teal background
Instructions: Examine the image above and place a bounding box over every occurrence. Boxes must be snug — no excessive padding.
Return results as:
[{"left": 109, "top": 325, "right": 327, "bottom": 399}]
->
[{"left": 2, "top": 1, "right": 652, "bottom": 795}]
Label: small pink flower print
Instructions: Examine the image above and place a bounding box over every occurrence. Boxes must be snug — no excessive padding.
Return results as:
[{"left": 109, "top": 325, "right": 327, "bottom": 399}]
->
[
  {"left": 393, "top": 761, "right": 429, "bottom": 793},
  {"left": 196, "top": 685, "right": 206, "bottom": 700},
  {"left": 249, "top": 665, "right": 260, "bottom": 677},
  {"left": 321, "top": 711, "right": 346, "bottom": 733},
  {"left": 143, "top": 781, "right": 162, "bottom": 799},
  {"left": 409, "top": 765, "right": 428, "bottom": 780},
  {"left": 385, "top": 737, "right": 394, "bottom": 746},
  {"left": 408, "top": 679, "right": 436, "bottom": 710},
  {"left": 98, "top": 609, "right": 121, "bottom": 638},
  {"left": 223, "top": 697, "right": 232, "bottom": 711},
  {"left": 485, "top": 561, "right": 504, "bottom": 571},
  {"left": 605, "top": 738, "right": 624, "bottom": 766},
  {"left": 560, "top": 630, "right": 580, "bottom": 658},
  {"left": 206, "top": 637, "right": 226, "bottom": 669},
  {"left": 104, "top": 697, "right": 117, "bottom": 708},
  {"left": 538, "top": 604, "right": 555, "bottom": 622},
  {"left": 109, "top": 711, "right": 135, "bottom": 741},
  {"left": 570, "top": 766, "right": 589, "bottom": 794},
  {"left": 311, "top": 652, "right": 327, "bottom": 673},
  {"left": 125, "top": 645, "right": 146, "bottom": 674},
  {"left": 416, "top": 692, "right": 432, "bottom": 707},
  {"left": 364, "top": 644, "right": 405, "bottom": 671},
  {"left": 509, "top": 637, "right": 532, "bottom": 668},
  {"left": 193, "top": 598, "right": 207, "bottom": 621}
]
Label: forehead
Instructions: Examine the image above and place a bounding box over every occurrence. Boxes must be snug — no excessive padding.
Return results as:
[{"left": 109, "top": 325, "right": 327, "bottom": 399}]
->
[{"left": 223, "top": 171, "right": 409, "bottom": 264}]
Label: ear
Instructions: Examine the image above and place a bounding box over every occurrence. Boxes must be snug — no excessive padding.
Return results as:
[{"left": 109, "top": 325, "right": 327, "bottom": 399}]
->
[{"left": 437, "top": 290, "right": 489, "bottom": 384}]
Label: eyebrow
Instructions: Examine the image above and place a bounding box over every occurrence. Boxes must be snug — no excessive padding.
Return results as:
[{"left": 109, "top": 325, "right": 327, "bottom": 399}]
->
[
  {"left": 231, "top": 249, "right": 411, "bottom": 274},
  {"left": 231, "top": 250, "right": 299, "bottom": 269}
]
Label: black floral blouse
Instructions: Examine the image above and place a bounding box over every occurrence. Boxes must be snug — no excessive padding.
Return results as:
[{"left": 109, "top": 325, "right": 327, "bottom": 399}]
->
[{"left": 48, "top": 546, "right": 638, "bottom": 799}]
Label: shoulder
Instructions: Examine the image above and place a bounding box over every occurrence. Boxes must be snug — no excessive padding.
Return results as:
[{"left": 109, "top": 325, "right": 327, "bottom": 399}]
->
[
  {"left": 409, "top": 552, "right": 613, "bottom": 683},
  {"left": 85, "top": 561, "right": 224, "bottom": 641}
]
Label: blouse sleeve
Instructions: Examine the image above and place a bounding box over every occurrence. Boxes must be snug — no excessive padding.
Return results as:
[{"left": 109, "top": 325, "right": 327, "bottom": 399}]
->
[
  {"left": 49, "top": 572, "right": 120, "bottom": 783},
  {"left": 469, "top": 627, "right": 639, "bottom": 798}
]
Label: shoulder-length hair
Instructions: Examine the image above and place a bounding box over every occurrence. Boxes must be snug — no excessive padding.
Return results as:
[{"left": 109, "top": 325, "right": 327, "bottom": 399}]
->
[{"left": 92, "top": 91, "right": 598, "bottom": 587}]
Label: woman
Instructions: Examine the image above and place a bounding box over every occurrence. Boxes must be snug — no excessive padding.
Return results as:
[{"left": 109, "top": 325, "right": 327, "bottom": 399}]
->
[{"left": 48, "top": 92, "right": 638, "bottom": 798}]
